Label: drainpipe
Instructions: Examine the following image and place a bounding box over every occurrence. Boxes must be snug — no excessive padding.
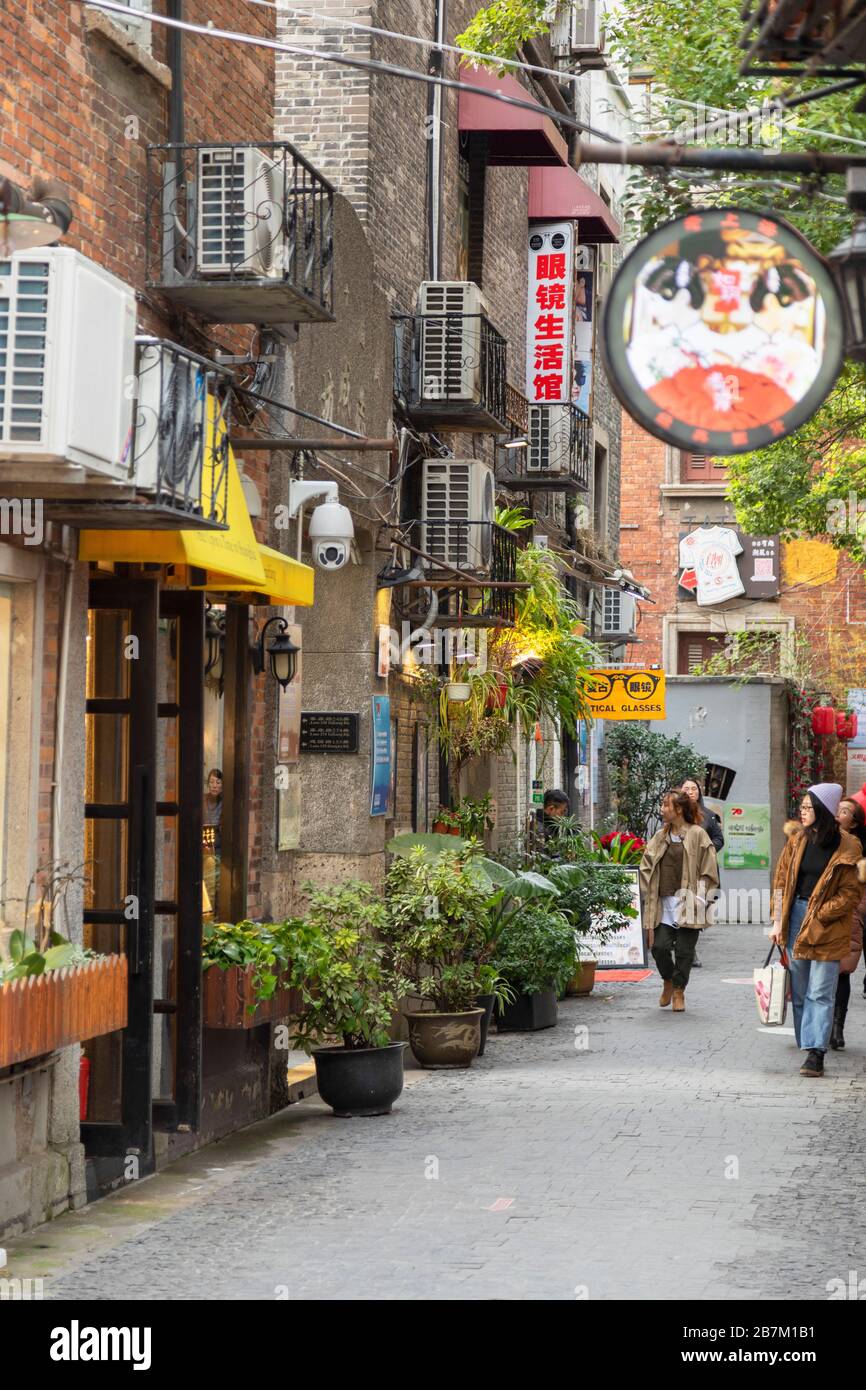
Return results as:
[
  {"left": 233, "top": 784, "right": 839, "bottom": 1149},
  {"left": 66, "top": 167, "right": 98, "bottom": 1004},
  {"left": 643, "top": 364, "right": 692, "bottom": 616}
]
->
[
  {"left": 427, "top": 0, "right": 446, "bottom": 279},
  {"left": 167, "top": 0, "right": 185, "bottom": 146}
]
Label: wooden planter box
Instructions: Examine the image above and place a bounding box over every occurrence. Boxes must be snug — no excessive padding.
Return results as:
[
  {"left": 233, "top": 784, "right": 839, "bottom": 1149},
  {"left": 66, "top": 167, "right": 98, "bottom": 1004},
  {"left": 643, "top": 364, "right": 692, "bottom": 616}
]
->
[
  {"left": 202, "top": 964, "right": 298, "bottom": 1030},
  {"left": 0, "top": 954, "right": 128, "bottom": 1069}
]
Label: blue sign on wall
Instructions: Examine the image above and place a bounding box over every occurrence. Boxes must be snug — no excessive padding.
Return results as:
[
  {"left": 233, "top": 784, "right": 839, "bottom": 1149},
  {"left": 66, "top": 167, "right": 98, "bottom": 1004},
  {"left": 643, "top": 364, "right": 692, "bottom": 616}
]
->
[{"left": 370, "top": 695, "right": 392, "bottom": 816}]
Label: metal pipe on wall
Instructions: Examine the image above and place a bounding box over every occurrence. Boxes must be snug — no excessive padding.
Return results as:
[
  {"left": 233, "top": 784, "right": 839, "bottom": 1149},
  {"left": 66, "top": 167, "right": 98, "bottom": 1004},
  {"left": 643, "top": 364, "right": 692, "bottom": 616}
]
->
[{"left": 427, "top": 0, "right": 446, "bottom": 279}]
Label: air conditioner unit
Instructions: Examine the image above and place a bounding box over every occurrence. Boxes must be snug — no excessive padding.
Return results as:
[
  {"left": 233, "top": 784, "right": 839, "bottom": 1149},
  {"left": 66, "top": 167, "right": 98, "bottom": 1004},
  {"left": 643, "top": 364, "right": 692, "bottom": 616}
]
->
[
  {"left": 528, "top": 404, "right": 572, "bottom": 474},
  {"left": 196, "top": 146, "right": 286, "bottom": 279},
  {"left": 601, "top": 587, "right": 637, "bottom": 638},
  {"left": 0, "top": 248, "right": 135, "bottom": 480},
  {"left": 571, "top": 0, "right": 604, "bottom": 56},
  {"left": 132, "top": 339, "right": 217, "bottom": 510},
  {"left": 418, "top": 281, "right": 488, "bottom": 403},
  {"left": 421, "top": 458, "right": 494, "bottom": 572}
]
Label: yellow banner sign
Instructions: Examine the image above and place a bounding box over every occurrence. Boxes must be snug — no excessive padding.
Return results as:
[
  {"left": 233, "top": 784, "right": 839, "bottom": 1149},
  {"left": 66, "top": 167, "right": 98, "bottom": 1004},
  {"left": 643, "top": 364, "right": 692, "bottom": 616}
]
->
[{"left": 585, "top": 667, "right": 666, "bottom": 721}]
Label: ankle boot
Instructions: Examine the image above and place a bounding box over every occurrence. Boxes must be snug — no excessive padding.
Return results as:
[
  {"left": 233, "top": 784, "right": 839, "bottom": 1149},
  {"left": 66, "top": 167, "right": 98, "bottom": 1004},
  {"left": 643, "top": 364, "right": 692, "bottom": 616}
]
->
[
  {"left": 672, "top": 986, "right": 686, "bottom": 1012},
  {"left": 659, "top": 979, "right": 674, "bottom": 1007},
  {"left": 830, "top": 1008, "right": 846, "bottom": 1051}
]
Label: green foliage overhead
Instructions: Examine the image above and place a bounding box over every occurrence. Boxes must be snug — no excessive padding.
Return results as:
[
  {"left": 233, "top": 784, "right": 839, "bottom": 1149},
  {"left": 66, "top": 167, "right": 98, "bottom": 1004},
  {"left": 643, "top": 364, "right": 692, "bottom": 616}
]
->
[
  {"left": 456, "top": 0, "right": 549, "bottom": 66},
  {"left": 605, "top": 725, "right": 706, "bottom": 841}
]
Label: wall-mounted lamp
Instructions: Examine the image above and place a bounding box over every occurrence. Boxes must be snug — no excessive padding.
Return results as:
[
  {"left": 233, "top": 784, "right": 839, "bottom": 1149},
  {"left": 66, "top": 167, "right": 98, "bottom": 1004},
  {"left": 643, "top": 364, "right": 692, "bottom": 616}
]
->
[
  {"left": 502, "top": 436, "right": 529, "bottom": 451},
  {"left": 204, "top": 603, "right": 226, "bottom": 693},
  {"left": 251, "top": 616, "right": 299, "bottom": 690}
]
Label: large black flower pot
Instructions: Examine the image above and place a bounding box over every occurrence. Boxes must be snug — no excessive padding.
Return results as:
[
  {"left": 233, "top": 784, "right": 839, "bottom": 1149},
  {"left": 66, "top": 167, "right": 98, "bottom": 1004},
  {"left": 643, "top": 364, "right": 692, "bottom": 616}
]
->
[
  {"left": 474, "top": 994, "right": 495, "bottom": 1056},
  {"left": 312, "top": 1042, "right": 407, "bottom": 1117},
  {"left": 496, "top": 988, "right": 558, "bottom": 1032}
]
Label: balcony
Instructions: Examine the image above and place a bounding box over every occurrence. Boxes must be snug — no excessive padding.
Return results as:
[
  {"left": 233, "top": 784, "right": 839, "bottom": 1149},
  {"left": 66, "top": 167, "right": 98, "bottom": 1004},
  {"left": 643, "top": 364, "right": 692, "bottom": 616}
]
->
[
  {"left": 393, "top": 519, "right": 520, "bottom": 628},
  {"left": 146, "top": 142, "right": 334, "bottom": 325},
  {"left": 739, "top": 1, "right": 865, "bottom": 75},
  {"left": 393, "top": 310, "right": 508, "bottom": 433},
  {"left": 497, "top": 404, "right": 591, "bottom": 493},
  {"left": 43, "top": 339, "right": 231, "bottom": 530}
]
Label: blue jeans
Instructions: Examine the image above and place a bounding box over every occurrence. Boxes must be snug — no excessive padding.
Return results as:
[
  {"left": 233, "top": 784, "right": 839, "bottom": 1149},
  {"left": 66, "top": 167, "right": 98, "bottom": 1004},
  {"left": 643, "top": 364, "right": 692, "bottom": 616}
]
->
[{"left": 786, "top": 897, "right": 840, "bottom": 1053}]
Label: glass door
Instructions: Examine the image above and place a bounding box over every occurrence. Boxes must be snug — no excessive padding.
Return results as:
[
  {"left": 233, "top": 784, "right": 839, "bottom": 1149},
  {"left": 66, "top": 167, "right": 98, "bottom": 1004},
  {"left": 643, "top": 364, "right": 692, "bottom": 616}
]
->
[{"left": 82, "top": 579, "right": 158, "bottom": 1165}]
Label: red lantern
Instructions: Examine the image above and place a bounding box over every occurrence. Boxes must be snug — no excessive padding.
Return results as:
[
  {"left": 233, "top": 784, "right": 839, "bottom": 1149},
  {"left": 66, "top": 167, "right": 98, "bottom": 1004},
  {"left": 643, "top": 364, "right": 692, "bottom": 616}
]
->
[
  {"left": 836, "top": 710, "right": 859, "bottom": 741},
  {"left": 811, "top": 703, "right": 835, "bottom": 735}
]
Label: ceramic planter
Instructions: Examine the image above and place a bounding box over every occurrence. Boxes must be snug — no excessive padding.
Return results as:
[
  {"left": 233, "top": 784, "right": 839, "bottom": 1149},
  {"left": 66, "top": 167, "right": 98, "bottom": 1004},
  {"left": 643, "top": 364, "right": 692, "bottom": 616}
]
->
[
  {"left": 405, "top": 1008, "right": 484, "bottom": 1068},
  {"left": 566, "top": 960, "right": 597, "bottom": 997},
  {"left": 432, "top": 821, "right": 461, "bottom": 836},
  {"left": 445, "top": 682, "right": 472, "bottom": 702},
  {"left": 0, "top": 955, "right": 128, "bottom": 1069},
  {"left": 474, "top": 994, "right": 495, "bottom": 1056},
  {"left": 496, "top": 988, "right": 557, "bottom": 1032},
  {"left": 312, "top": 1042, "right": 407, "bottom": 1117}
]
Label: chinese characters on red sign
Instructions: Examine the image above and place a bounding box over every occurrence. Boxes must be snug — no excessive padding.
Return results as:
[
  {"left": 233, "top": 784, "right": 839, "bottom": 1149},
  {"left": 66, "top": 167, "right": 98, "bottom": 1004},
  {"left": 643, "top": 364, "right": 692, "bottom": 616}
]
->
[{"left": 526, "top": 221, "right": 573, "bottom": 405}]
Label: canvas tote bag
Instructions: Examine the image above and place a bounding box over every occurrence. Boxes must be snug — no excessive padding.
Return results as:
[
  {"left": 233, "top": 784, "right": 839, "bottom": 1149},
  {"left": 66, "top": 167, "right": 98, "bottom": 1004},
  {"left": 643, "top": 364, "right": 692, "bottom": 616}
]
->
[{"left": 754, "top": 942, "right": 789, "bottom": 1026}]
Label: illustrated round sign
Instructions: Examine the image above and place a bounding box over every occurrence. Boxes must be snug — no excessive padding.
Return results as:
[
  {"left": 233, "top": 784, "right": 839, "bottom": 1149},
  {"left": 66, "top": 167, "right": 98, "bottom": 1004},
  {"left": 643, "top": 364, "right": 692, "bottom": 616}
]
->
[{"left": 602, "top": 208, "right": 845, "bottom": 455}]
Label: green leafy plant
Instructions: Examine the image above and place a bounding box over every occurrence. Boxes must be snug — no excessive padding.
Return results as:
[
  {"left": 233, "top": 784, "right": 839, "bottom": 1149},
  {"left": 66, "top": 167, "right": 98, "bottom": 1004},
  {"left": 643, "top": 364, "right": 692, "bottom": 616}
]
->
[
  {"left": 0, "top": 930, "right": 83, "bottom": 984},
  {"left": 431, "top": 804, "right": 462, "bottom": 831},
  {"left": 202, "top": 919, "right": 297, "bottom": 1006},
  {"left": 286, "top": 883, "right": 405, "bottom": 1051},
  {"left": 546, "top": 861, "right": 638, "bottom": 951},
  {"left": 456, "top": 793, "right": 496, "bottom": 839},
  {"left": 493, "top": 902, "right": 577, "bottom": 997},
  {"left": 456, "top": 0, "right": 549, "bottom": 65},
  {"left": 385, "top": 846, "right": 496, "bottom": 1012},
  {"left": 495, "top": 504, "right": 534, "bottom": 533},
  {"left": 605, "top": 725, "right": 706, "bottom": 841}
]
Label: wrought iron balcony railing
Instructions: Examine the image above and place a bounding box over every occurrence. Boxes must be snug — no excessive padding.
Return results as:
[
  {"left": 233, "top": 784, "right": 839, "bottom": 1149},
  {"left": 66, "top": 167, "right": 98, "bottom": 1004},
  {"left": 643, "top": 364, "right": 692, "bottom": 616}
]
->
[
  {"left": 396, "top": 519, "right": 520, "bottom": 627},
  {"left": 146, "top": 142, "right": 334, "bottom": 325},
  {"left": 739, "top": 1, "right": 863, "bottom": 75},
  {"left": 497, "top": 403, "right": 592, "bottom": 493},
  {"left": 393, "top": 311, "right": 508, "bottom": 433}
]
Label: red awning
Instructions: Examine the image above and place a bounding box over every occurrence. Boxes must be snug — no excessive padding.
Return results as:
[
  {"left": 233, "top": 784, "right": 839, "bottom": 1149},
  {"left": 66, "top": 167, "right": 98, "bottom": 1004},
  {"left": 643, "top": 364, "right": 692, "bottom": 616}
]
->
[
  {"left": 458, "top": 66, "right": 568, "bottom": 167},
  {"left": 528, "top": 165, "right": 620, "bottom": 243}
]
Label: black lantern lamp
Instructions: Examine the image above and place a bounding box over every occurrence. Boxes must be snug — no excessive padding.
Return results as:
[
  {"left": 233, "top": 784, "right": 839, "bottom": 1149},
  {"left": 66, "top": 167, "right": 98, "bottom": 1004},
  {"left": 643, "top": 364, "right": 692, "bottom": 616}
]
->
[
  {"left": 252, "top": 616, "right": 299, "bottom": 690},
  {"left": 828, "top": 169, "right": 866, "bottom": 363},
  {"left": 204, "top": 603, "right": 226, "bottom": 682}
]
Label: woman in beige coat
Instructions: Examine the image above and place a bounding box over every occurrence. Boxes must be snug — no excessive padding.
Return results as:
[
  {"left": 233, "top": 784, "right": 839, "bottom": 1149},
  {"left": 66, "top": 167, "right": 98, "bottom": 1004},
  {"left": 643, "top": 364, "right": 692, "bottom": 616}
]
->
[{"left": 639, "top": 789, "right": 719, "bottom": 1013}]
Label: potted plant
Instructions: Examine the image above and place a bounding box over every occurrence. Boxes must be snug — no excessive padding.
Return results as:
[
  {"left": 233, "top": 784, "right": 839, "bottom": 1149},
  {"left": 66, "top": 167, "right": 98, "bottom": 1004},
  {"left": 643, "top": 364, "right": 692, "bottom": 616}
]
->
[
  {"left": 456, "top": 792, "right": 496, "bottom": 841},
  {"left": 493, "top": 903, "right": 576, "bottom": 1031},
  {"left": 0, "top": 864, "right": 128, "bottom": 1069},
  {"left": 431, "top": 805, "right": 462, "bottom": 836},
  {"left": 385, "top": 846, "right": 492, "bottom": 1068},
  {"left": 287, "top": 882, "right": 408, "bottom": 1118},
  {"left": 547, "top": 860, "right": 639, "bottom": 995},
  {"left": 201, "top": 920, "right": 295, "bottom": 1027}
]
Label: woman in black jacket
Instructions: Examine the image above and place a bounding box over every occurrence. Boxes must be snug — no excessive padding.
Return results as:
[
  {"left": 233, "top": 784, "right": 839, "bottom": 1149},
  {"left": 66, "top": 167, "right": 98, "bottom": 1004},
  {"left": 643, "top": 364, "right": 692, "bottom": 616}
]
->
[
  {"left": 681, "top": 778, "right": 724, "bottom": 852},
  {"left": 681, "top": 779, "right": 724, "bottom": 969}
]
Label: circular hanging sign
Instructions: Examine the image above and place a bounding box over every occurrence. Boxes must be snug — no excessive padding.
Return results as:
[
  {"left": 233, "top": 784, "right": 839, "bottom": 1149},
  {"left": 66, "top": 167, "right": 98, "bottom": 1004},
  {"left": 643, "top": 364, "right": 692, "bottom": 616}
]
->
[{"left": 602, "top": 208, "right": 845, "bottom": 455}]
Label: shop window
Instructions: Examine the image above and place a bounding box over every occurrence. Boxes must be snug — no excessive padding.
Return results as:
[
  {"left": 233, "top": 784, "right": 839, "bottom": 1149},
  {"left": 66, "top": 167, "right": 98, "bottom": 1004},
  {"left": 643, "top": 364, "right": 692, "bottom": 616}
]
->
[{"left": 680, "top": 451, "right": 728, "bottom": 484}]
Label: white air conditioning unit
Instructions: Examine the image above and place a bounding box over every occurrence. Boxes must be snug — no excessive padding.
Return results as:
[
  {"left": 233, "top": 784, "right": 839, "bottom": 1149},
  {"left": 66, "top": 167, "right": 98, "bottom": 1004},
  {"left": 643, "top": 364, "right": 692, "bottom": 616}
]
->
[
  {"left": 571, "top": 0, "right": 604, "bottom": 56},
  {"left": 528, "top": 403, "right": 572, "bottom": 474},
  {"left": 132, "top": 339, "right": 215, "bottom": 509},
  {"left": 0, "top": 248, "right": 135, "bottom": 481},
  {"left": 601, "top": 587, "right": 637, "bottom": 638},
  {"left": 418, "top": 281, "right": 488, "bottom": 403},
  {"left": 421, "top": 458, "right": 494, "bottom": 572},
  {"left": 196, "top": 146, "right": 286, "bottom": 278}
]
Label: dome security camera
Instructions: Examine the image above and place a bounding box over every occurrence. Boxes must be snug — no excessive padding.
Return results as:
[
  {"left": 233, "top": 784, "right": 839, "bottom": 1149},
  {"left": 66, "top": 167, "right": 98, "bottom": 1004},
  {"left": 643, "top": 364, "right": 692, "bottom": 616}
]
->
[{"left": 309, "top": 499, "right": 355, "bottom": 571}]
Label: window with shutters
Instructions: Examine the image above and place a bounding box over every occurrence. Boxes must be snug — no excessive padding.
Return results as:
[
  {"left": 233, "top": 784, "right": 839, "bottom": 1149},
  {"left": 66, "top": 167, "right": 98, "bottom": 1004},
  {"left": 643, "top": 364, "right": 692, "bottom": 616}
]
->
[
  {"left": 680, "top": 451, "right": 728, "bottom": 484},
  {"left": 676, "top": 632, "right": 727, "bottom": 674}
]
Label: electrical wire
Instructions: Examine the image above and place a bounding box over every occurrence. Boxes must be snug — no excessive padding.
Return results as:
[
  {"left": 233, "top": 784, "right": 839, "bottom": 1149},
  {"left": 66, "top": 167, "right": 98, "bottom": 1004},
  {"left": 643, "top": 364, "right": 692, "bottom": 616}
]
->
[{"left": 76, "top": 1, "right": 625, "bottom": 145}]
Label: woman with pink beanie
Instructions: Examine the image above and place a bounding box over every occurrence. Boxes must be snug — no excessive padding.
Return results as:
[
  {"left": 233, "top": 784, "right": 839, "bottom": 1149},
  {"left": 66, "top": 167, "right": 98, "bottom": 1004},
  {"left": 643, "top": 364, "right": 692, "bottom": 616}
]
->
[{"left": 770, "top": 783, "right": 863, "bottom": 1077}]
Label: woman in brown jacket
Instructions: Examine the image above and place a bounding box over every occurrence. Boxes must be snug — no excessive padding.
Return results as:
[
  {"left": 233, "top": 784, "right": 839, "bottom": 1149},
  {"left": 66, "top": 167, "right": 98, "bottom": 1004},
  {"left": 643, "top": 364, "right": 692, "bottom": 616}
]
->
[
  {"left": 770, "top": 783, "right": 862, "bottom": 1077},
  {"left": 830, "top": 797, "right": 866, "bottom": 1049},
  {"left": 639, "top": 789, "right": 719, "bottom": 1013}
]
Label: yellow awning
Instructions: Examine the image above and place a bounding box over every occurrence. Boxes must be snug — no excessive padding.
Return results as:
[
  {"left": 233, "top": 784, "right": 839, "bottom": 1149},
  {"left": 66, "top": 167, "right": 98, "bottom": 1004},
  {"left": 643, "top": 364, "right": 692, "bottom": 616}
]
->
[
  {"left": 194, "top": 544, "right": 314, "bottom": 607},
  {"left": 79, "top": 399, "right": 267, "bottom": 588}
]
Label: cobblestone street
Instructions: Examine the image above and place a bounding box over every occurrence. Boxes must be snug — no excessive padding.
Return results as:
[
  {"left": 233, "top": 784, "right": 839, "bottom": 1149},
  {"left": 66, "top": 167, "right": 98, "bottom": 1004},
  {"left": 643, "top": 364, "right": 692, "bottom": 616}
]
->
[{"left": 5, "top": 921, "right": 865, "bottom": 1302}]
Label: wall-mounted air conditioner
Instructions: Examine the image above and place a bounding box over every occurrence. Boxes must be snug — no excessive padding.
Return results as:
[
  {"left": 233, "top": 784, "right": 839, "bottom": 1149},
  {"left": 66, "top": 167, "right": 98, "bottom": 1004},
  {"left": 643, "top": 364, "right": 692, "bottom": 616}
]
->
[
  {"left": 418, "top": 281, "right": 488, "bottom": 403},
  {"left": 421, "top": 458, "right": 494, "bottom": 572},
  {"left": 601, "top": 587, "right": 637, "bottom": 638},
  {"left": 0, "top": 248, "right": 135, "bottom": 480},
  {"left": 528, "top": 403, "right": 572, "bottom": 474},
  {"left": 571, "top": 0, "right": 604, "bottom": 56},
  {"left": 132, "top": 338, "right": 218, "bottom": 510},
  {"left": 196, "top": 146, "right": 286, "bottom": 278}
]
